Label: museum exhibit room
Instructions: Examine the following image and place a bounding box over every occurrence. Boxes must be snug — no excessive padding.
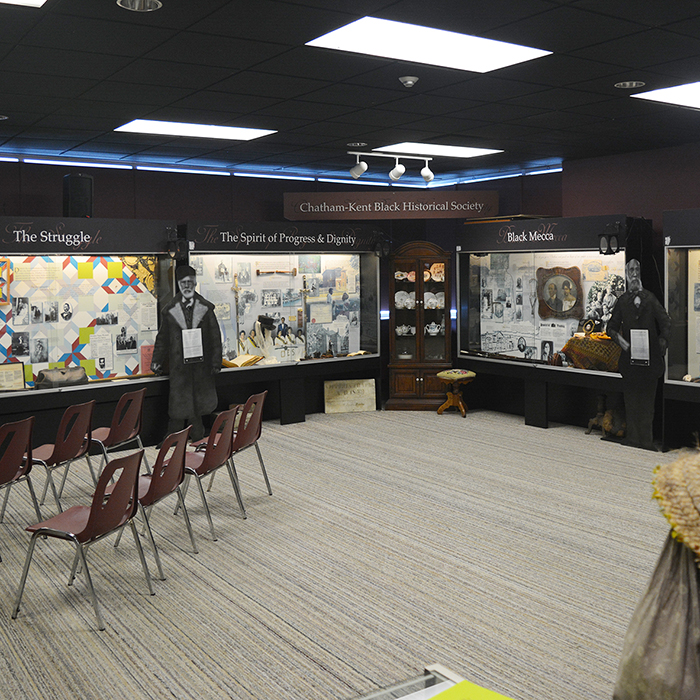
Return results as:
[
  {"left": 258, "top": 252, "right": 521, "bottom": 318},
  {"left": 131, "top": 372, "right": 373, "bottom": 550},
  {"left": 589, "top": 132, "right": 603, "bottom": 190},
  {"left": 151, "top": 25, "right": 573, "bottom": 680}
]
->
[{"left": 5, "top": 1, "right": 700, "bottom": 699}]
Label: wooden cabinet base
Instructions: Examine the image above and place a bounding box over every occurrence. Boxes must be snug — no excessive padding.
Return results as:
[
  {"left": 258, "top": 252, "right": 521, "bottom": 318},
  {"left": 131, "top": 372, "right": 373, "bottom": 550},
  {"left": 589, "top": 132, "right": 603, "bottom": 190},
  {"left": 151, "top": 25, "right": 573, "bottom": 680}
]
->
[{"left": 385, "top": 396, "right": 446, "bottom": 411}]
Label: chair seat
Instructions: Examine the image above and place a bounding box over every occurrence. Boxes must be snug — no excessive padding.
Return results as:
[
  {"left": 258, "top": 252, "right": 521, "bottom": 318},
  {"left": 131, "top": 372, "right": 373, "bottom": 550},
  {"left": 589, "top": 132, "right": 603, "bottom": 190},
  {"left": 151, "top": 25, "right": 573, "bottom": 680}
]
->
[
  {"left": 90, "top": 427, "right": 111, "bottom": 443},
  {"left": 437, "top": 369, "right": 476, "bottom": 383},
  {"left": 183, "top": 451, "right": 208, "bottom": 476},
  {"left": 26, "top": 505, "right": 92, "bottom": 540},
  {"left": 32, "top": 443, "right": 56, "bottom": 464}
]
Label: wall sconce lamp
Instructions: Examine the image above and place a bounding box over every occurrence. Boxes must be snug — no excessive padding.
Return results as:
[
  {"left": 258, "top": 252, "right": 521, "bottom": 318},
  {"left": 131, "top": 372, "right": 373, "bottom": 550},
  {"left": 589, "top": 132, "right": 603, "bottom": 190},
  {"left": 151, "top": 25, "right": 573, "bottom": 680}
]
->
[
  {"left": 347, "top": 151, "right": 434, "bottom": 182},
  {"left": 166, "top": 228, "right": 188, "bottom": 260},
  {"left": 599, "top": 222, "right": 622, "bottom": 255}
]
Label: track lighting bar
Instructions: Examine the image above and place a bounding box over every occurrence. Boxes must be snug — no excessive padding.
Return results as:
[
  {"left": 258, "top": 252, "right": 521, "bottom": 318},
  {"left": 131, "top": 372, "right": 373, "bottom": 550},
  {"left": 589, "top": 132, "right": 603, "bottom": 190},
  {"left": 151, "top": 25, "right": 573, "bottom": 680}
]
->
[{"left": 347, "top": 151, "right": 434, "bottom": 182}]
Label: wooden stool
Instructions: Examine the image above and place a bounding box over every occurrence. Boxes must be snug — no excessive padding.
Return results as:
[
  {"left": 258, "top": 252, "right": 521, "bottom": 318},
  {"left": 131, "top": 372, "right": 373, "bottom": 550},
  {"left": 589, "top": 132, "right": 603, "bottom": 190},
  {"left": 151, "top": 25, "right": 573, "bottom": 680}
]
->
[{"left": 436, "top": 369, "right": 476, "bottom": 417}]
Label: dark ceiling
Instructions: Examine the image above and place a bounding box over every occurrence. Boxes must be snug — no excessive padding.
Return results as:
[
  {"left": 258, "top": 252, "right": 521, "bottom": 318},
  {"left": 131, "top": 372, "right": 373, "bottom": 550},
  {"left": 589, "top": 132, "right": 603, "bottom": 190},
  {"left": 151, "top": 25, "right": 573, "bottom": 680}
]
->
[{"left": 2, "top": 0, "right": 700, "bottom": 185}]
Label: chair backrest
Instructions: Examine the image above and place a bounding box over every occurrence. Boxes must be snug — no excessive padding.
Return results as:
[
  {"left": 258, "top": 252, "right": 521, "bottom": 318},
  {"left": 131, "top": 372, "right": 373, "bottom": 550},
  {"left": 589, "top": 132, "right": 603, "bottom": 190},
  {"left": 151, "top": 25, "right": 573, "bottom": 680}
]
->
[
  {"left": 199, "top": 407, "right": 238, "bottom": 476},
  {"left": 140, "top": 426, "right": 190, "bottom": 508},
  {"left": 104, "top": 387, "right": 145, "bottom": 447},
  {"left": 231, "top": 391, "right": 267, "bottom": 453},
  {"left": 0, "top": 416, "right": 33, "bottom": 485},
  {"left": 49, "top": 400, "right": 95, "bottom": 465},
  {"left": 80, "top": 449, "right": 143, "bottom": 543}
]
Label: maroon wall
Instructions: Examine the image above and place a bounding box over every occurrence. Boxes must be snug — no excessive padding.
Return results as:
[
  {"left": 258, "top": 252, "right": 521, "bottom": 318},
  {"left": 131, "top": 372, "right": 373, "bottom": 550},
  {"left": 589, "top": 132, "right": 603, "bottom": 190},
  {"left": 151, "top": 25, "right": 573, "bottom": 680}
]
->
[{"left": 563, "top": 141, "right": 700, "bottom": 233}]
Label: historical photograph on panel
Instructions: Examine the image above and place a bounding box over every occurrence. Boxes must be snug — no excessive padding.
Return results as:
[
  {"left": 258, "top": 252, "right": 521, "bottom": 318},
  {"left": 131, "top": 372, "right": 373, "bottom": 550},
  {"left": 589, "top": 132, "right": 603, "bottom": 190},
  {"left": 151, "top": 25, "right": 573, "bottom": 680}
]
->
[
  {"left": 115, "top": 326, "right": 138, "bottom": 354},
  {"left": 214, "top": 257, "right": 232, "bottom": 283},
  {"left": 298, "top": 254, "right": 321, "bottom": 274},
  {"left": 30, "top": 301, "right": 42, "bottom": 324},
  {"left": 30, "top": 337, "right": 49, "bottom": 364},
  {"left": 13, "top": 296, "right": 29, "bottom": 326},
  {"left": 96, "top": 310, "right": 119, "bottom": 325},
  {"left": 236, "top": 261, "right": 252, "bottom": 286},
  {"left": 43, "top": 300, "right": 59, "bottom": 323},
  {"left": 11, "top": 332, "right": 29, "bottom": 357},
  {"left": 60, "top": 301, "right": 73, "bottom": 321},
  {"left": 261, "top": 289, "right": 282, "bottom": 307}
]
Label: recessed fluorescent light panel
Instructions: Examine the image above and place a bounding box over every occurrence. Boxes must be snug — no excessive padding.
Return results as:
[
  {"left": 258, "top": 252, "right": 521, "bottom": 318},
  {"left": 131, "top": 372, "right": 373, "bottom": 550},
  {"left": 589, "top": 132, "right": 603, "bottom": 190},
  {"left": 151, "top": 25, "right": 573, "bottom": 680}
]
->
[
  {"left": 115, "top": 119, "right": 276, "bottom": 141},
  {"left": 0, "top": 0, "right": 48, "bottom": 6},
  {"left": 306, "top": 17, "right": 550, "bottom": 73},
  {"left": 374, "top": 142, "right": 502, "bottom": 158},
  {"left": 631, "top": 81, "right": 700, "bottom": 110}
]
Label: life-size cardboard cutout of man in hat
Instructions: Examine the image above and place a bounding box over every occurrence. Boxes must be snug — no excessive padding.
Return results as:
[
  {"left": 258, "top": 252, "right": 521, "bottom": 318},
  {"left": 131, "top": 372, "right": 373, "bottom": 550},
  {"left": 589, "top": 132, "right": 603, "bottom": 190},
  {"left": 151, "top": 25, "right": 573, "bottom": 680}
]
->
[
  {"left": 151, "top": 264, "right": 222, "bottom": 441},
  {"left": 606, "top": 258, "right": 671, "bottom": 450}
]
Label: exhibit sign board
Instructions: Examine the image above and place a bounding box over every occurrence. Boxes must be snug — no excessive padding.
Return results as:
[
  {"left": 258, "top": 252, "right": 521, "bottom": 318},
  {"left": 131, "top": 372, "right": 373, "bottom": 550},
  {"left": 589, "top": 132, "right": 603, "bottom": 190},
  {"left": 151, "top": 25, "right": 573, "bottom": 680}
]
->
[
  {"left": 0, "top": 217, "right": 176, "bottom": 254},
  {"left": 324, "top": 378, "right": 376, "bottom": 413},
  {"left": 284, "top": 191, "right": 498, "bottom": 221},
  {"left": 187, "top": 221, "right": 383, "bottom": 252}
]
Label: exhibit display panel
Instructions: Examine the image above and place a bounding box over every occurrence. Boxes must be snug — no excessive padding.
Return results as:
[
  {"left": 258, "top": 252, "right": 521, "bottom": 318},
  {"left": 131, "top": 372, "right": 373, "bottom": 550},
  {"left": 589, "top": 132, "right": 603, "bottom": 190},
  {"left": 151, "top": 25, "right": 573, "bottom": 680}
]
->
[
  {"left": 191, "top": 251, "right": 379, "bottom": 364},
  {"left": 457, "top": 216, "right": 632, "bottom": 372},
  {"left": 664, "top": 209, "right": 700, "bottom": 382},
  {"left": 0, "top": 216, "right": 174, "bottom": 391},
  {"left": 4, "top": 254, "right": 159, "bottom": 386}
]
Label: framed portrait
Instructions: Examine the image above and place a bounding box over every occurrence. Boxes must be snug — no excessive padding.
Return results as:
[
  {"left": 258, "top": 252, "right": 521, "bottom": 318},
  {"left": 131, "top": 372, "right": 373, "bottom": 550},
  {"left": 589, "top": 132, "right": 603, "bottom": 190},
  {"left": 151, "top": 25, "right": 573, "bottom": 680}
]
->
[{"left": 536, "top": 266, "right": 584, "bottom": 320}]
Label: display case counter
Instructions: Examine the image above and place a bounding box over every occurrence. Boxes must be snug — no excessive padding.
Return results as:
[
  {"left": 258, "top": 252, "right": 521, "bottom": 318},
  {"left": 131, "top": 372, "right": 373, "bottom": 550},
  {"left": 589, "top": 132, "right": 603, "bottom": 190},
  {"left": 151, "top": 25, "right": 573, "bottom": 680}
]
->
[{"left": 0, "top": 354, "right": 381, "bottom": 445}]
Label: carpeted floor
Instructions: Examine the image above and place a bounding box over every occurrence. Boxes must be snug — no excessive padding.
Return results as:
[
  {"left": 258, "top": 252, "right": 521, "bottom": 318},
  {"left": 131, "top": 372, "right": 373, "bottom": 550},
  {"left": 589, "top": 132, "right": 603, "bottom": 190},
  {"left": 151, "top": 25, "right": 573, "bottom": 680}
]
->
[{"left": 0, "top": 409, "right": 676, "bottom": 700}]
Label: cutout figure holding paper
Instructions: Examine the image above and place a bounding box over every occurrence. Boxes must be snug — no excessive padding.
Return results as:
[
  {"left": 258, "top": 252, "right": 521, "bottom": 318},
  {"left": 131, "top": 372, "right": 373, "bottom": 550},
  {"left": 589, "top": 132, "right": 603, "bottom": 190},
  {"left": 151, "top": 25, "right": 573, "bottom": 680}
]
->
[
  {"left": 607, "top": 258, "right": 671, "bottom": 450},
  {"left": 151, "top": 264, "right": 222, "bottom": 442}
]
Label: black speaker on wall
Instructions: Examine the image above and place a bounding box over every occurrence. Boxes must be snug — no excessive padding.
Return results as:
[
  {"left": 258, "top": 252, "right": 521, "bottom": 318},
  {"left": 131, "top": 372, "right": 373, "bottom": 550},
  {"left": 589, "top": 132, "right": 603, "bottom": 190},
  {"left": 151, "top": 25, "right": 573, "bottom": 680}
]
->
[{"left": 63, "top": 173, "right": 93, "bottom": 218}]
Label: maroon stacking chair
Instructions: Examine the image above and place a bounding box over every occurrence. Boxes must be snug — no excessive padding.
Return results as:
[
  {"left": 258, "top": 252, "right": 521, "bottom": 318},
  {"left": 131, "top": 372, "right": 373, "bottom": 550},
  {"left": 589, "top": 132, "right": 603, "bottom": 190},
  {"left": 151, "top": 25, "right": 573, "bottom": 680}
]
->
[
  {"left": 12, "top": 449, "right": 153, "bottom": 631},
  {"left": 90, "top": 387, "right": 149, "bottom": 478},
  {"left": 208, "top": 391, "right": 271, "bottom": 517},
  {"left": 111, "top": 427, "right": 196, "bottom": 580},
  {"left": 180, "top": 407, "right": 245, "bottom": 540},
  {"left": 0, "top": 416, "right": 42, "bottom": 562},
  {"left": 33, "top": 400, "right": 95, "bottom": 512}
]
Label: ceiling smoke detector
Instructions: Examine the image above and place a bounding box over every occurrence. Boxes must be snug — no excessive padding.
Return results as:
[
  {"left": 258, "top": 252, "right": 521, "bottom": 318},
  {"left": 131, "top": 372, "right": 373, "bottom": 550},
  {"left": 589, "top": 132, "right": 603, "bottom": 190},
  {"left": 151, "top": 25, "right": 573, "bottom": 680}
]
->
[{"left": 399, "top": 75, "right": 419, "bottom": 88}]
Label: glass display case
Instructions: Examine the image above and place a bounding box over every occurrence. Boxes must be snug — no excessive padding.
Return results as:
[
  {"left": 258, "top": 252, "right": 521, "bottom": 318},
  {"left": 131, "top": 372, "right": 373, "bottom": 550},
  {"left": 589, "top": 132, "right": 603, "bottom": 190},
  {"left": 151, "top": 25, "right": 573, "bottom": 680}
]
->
[
  {"left": 190, "top": 251, "right": 379, "bottom": 365},
  {"left": 459, "top": 249, "right": 626, "bottom": 370},
  {"left": 387, "top": 241, "right": 451, "bottom": 410},
  {"left": 664, "top": 209, "right": 700, "bottom": 383}
]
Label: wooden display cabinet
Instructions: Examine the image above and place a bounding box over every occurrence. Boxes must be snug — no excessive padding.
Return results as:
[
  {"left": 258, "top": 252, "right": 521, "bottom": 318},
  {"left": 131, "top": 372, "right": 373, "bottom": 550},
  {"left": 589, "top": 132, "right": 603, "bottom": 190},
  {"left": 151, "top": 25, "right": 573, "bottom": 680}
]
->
[{"left": 386, "top": 241, "right": 451, "bottom": 410}]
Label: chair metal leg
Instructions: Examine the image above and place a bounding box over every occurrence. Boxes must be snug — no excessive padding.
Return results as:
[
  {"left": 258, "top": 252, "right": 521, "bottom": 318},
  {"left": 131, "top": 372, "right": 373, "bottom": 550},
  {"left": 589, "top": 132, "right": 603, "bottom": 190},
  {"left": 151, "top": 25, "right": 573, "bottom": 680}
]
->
[
  {"left": 129, "top": 520, "right": 155, "bottom": 596},
  {"left": 226, "top": 459, "right": 247, "bottom": 519},
  {"left": 194, "top": 475, "right": 217, "bottom": 541},
  {"left": 0, "top": 483, "right": 11, "bottom": 523},
  {"left": 174, "top": 474, "right": 190, "bottom": 515},
  {"left": 175, "top": 487, "right": 198, "bottom": 554},
  {"left": 254, "top": 442, "right": 272, "bottom": 495},
  {"left": 12, "top": 530, "right": 41, "bottom": 620},
  {"left": 75, "top": 543, "right": 106, "bottom": 631},
  {"left": 40, "top": 467, "right": 63, "bottom": 513},
  {"left": 25, "top": 475, "right": 43, "bottom": 522},
  {"left": 139, "top": 503, "right": 165, "bottom": 581},
  {"left": 57, "top": 460, "right": 73, "bottom": 499},
  {"left": 85, "top": 454, "right": 98, "bottom": 488},
  {"left": 136, "top": 436, "right": 151, "bottom": 474}
]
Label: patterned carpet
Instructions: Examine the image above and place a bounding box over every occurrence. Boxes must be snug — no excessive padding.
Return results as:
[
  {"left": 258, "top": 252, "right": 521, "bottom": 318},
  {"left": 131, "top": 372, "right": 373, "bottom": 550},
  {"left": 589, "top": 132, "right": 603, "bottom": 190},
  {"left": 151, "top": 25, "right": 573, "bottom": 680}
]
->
[{"left": 0, "top": 409, "right": 675, "bottom": 700}]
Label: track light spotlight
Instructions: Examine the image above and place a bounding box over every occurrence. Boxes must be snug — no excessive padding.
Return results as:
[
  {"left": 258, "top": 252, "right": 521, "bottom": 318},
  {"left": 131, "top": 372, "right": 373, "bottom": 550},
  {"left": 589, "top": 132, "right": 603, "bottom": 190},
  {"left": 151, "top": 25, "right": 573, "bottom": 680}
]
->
[
  {"left": 421, "top": 161, "right": 434, "bottom": 182},
  {"left": 389, "top": 159, "right": 405, "bottom": 181},
  {"left": 349, "top": 156, "right": 368, "bottom": 179}
]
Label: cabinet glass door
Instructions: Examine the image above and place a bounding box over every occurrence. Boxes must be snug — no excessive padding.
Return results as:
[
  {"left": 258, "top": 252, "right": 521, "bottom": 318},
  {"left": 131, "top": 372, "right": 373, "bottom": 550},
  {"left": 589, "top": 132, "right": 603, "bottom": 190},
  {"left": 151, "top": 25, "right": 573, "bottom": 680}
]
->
[
  {"left": 421, "top": 259, "right": 447, "bottom": 362},
  {"left": 393, "top": 261, "right": 418, "bottom": 361}
]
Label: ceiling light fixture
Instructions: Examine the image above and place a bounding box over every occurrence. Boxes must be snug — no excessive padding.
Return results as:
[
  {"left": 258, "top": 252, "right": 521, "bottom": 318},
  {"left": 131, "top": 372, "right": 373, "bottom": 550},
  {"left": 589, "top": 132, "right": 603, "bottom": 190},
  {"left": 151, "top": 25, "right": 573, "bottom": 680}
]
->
[
  {"left": 116, "top": 0, "right": 162, "bottom": 11},
  {"left": 115, "top": 119, "right": 276, "bottom": 141},
  {"left": 307, "top": 17, "right": 550, "bottom": 73},
  {"left": 399, "top": 75, "right": 419, "bottom": 88},
  {"left": 615, "top": 80, "right": 645, "bottom": 89},
  {"left": 631, "top": 81, "right": 700, "bottom": 110},
  {"left": 349, "top": 155, "right": 368, "bottom": 179},
  {"left": 421, "top": 160, "right": 434, "bottom": 183},
  {"left": 389, "top": 159, "right": 405, "bottom": 181},
  {"left": 348, "top": 151, "right": 432, "bottom": 182},
  {"left": 374, "top": 142, "right": 502, "bottom": 159},
  {"left": 0, "top": 0, "right": 48, "bottom": 6}
]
